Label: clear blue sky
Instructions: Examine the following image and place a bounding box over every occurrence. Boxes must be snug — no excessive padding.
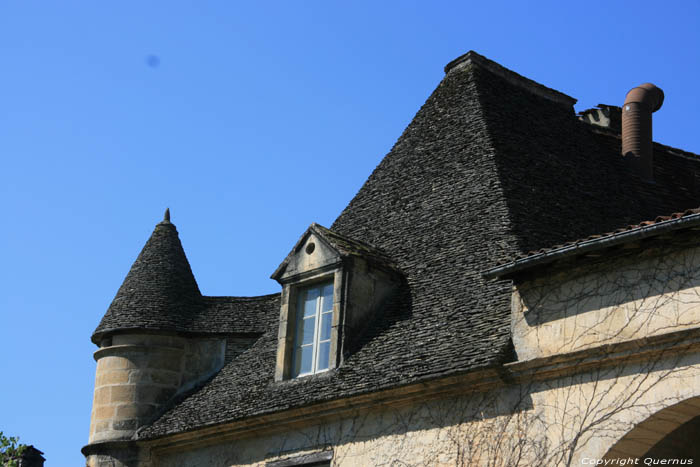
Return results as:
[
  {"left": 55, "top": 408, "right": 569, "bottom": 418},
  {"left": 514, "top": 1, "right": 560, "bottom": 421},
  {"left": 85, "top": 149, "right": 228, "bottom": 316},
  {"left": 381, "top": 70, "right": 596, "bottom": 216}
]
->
[{"left": 1, "top": 1, "right": 698, "bottom": 465}]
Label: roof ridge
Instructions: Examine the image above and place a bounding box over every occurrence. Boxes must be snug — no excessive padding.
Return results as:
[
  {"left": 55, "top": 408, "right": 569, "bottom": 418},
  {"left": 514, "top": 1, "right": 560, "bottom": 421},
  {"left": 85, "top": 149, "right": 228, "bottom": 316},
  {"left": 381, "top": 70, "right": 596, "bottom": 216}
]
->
[
  {"left": 653, "top": 140, "right": 700, "bottom": 160},
  {"left": 444, "top": 51, "right": 576, "bottom": 108}
]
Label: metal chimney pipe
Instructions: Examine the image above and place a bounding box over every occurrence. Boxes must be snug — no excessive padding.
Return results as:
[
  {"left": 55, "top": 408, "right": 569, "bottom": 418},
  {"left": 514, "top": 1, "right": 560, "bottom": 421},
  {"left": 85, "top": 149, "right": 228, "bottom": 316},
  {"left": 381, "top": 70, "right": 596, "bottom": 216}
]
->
[{"left": 622, "top": 83, "right": 664, "bottom": 181}]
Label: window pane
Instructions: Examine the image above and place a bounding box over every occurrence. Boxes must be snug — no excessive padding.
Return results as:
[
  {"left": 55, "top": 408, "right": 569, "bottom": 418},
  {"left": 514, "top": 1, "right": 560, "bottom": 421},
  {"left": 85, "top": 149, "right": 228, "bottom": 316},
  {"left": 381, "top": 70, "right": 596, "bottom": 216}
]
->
[
  {"left": 292, "top": 282, "right": 334, "bottom": 378},
  {"left": 316, "top": 341, "right": 330, "bottom": 371},
  {"left": 295, "top": 345, "right": 313, "bottom": 375},
  {"left": 320, "top": 312, "right": 332, "bottom": 341},
  {"left": 321, "top": 284, "right": 333, "bottom": 313},
  {"left": 302, "top": 288, "right": 319, "bottom": 317},
  {"left": 300, "top": 317, "right": 315, "bottom": 345}
]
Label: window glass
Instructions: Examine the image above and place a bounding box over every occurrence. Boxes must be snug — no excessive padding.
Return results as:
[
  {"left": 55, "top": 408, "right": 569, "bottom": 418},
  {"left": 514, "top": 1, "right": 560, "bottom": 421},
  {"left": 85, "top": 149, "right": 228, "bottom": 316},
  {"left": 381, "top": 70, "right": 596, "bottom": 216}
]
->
[
  {"left": 303, "top": 289, "right": 319, "bottom": 317},
  {"left": 320, "top": 313, "right": 332, "bottom": 341},
  {"left": 301, "top": 317, "right": 315, "bottom": 345},
  {"left": 295, "top": 345, "right": 312, "bottom": 375},
  {"left": 316, "top": 341, "right": 330, "bottom": 371},
  {"left": 321, "top": 284, "right": 333, "bottom": 312},
  {"left": 292, "top": 281, "right": 334, "bottom": 377}
]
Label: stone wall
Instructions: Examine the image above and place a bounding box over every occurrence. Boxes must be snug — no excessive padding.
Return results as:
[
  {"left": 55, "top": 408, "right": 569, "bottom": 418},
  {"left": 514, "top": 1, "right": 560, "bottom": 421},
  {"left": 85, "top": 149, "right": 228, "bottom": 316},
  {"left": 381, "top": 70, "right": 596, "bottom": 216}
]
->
[
  {"left": 512, "top": 244, "right": 700, "bottom": 361},
  {"left": 150, "top": 352, "right": 700, "bottom": 466},
  {"left": 89, "top": 333, "right": 226, "bottom": 444},
  {"left": 144, "top": 242, "right": 700, "bottom": 466}
]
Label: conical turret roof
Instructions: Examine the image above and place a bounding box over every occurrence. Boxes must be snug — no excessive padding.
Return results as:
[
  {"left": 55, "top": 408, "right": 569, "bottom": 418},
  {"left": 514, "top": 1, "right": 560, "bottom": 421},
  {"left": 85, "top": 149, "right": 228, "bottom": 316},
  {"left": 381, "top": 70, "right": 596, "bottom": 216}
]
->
[{"left": 92, "top": 210, "right": 203, "bottom": 344}]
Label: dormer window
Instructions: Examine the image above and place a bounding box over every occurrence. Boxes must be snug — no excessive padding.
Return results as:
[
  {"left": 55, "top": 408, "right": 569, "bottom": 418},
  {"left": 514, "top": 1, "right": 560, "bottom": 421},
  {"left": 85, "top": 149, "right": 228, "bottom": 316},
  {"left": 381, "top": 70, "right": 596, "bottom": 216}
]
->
[
  {"left": 272, "top": 223, "right": 401, "bottom": 381},
  {"left": 293, "top": 282, "right": 334, "bottom": 377}
]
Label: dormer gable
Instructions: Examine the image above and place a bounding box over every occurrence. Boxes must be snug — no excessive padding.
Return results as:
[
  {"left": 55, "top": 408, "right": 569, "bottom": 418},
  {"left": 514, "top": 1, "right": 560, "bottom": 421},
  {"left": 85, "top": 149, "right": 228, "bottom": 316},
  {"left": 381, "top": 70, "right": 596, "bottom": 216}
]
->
[
  {"left": 271, "top": 224, "right": 342, "bottom": 283},
  {"left": 271, "top": 223, "right": 402, "bottom": 381},
  {"left": 271, "top": 223, "right": 398, "bottom": 283}
]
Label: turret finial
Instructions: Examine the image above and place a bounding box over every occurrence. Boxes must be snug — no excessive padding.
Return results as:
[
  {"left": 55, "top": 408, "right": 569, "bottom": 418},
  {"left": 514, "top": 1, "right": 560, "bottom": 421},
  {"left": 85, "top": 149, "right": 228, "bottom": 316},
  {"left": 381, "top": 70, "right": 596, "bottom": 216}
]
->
[
  {"left": 157, "top": 208, "right": 174, "bottom": 227},
  {"left": 157, "top": 208, "right": 172, "bottom": 226}
]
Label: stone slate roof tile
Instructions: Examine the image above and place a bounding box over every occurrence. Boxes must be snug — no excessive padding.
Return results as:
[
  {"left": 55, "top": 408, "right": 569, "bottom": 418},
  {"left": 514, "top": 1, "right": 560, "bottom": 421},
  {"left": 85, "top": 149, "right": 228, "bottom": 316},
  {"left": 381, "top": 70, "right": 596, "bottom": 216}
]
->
[
  {"left": 92, "top": 212, "right": 276, "bottom": 343},
  {"left": 132, "top": 51, "right": 700, "bottom": 438},
  {"left": 194, "top": 294, "right": 279, "bottom": 334}
]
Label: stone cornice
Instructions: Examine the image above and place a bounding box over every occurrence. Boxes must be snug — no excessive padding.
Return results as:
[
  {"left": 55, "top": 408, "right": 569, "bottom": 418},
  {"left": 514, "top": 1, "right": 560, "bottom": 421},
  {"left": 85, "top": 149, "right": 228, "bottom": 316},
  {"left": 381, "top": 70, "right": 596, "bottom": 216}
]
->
[{"left": 93, "top": 344, "right": 184, "bottom": 361}]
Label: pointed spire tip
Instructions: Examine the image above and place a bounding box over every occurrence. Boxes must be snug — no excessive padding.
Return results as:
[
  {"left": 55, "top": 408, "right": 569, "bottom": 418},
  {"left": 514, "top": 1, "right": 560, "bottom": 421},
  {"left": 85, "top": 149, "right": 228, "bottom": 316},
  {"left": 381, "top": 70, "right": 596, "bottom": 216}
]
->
[{"left": 158, "top": 208, "right": 172, "bottom": 226}]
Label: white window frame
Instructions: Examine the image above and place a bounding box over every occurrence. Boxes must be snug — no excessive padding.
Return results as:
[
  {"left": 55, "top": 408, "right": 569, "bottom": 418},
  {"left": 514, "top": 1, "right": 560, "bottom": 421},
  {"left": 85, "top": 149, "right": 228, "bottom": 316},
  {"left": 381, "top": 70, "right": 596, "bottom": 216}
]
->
[{"left": 292, "top": 282, "right": 333, "bottom": 377}]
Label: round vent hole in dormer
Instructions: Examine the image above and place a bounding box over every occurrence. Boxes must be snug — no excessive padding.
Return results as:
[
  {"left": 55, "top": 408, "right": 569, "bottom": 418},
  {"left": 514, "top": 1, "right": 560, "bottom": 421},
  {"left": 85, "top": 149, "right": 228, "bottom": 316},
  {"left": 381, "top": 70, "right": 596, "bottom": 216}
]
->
[{"left": 305, "top": 242, "right": 315, "bottom": 255}]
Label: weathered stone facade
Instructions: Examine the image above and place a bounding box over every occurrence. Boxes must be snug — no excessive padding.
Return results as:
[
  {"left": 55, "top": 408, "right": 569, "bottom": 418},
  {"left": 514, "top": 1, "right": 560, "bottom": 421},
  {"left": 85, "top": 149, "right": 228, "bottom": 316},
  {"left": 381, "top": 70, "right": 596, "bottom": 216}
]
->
[
  {"left": 127, "top": 235, "right": 700, "bottom": 465},
  {"left": 513, "top": 240, "right": 700, "bottom": 360}
]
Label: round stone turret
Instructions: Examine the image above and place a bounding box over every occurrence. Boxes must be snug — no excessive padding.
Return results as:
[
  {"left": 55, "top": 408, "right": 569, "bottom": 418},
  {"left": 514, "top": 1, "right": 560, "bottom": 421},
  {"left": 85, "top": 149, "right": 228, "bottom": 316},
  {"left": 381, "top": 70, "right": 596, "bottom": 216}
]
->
[
  {"left": 89, "top": 333, "right": 186, "bottom": 442},
  {"left": 85, "top": 211, "right": 228, "bottom": 465}
]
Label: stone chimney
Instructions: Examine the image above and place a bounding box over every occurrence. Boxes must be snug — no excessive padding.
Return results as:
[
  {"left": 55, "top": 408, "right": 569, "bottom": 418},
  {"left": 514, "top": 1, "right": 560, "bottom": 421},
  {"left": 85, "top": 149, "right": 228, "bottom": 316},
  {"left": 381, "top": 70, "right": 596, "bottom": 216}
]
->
[{"left": 578, "top": 104, "right": 622, "bottom": 133}]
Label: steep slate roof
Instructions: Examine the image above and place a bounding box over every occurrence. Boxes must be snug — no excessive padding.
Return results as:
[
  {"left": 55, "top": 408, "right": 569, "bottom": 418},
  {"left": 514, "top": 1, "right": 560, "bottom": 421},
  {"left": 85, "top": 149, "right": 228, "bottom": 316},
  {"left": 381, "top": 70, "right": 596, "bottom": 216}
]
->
[
  {"left": 135, "top": 51, "right": 700, "bottom": 438},
  {"left": 92, "top": 211, "right": 273, "bottom": 344}
]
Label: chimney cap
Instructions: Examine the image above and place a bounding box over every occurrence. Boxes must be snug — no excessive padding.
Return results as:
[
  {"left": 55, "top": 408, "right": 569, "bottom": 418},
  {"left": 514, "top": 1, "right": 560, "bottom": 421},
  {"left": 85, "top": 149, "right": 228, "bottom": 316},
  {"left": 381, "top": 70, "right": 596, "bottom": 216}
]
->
[{"left": 624, "top": 83, "right": 664, "bottom": 112}]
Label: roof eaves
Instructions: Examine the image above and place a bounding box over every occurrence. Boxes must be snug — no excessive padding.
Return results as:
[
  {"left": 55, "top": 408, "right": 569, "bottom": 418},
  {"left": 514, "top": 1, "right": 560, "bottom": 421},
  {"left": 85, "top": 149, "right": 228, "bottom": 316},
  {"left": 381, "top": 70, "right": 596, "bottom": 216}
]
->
[{"left": 483, "top": 211, "right": 700, "bottom": 281}]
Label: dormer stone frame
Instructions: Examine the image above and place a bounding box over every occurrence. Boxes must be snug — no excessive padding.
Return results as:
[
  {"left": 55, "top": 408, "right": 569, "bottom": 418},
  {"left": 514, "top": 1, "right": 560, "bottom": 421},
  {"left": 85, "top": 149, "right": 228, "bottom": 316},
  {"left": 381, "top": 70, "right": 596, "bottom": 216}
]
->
[{"left": 271, "top": 224, "right": 401, "bottom": 381}]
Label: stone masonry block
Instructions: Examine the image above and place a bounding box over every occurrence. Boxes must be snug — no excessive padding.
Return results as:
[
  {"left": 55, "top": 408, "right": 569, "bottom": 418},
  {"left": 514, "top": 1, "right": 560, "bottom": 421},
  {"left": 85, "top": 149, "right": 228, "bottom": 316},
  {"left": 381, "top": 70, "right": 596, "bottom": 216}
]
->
[
  {"left": 110, "top": 385, "right": 136, "bottom": 403},
  {"left": 135, "top": 385, "right": 176, "bottom": 404},
  {"left": 94, "top": 387, "right": 110, "bottom": 405},
  {"left": 116, "top": 403, "right": 157, "bottom": 419},
  {"left": 93, "top": 405, "right": 115, "bottom": 420},
  {"left": 97, "top": 370, "right": 130, "bottom": 386},
  {"left": 274, "top": 337, "right": 288, "bottom": 381},
  {"left": 112, "top": 419, "right": 138, "bottom": 431},
  {"left": 146, "top": 354, "right": 182, "bottom": 372},
  {"left": 94, "top": 420, "right": 110, "bottom": 433},
  {"left": 166, "top": 336, "right": 186, "bottom": 349},
  {"left": 184, "top": 357, "right": 202, "bottom": 374},
  {"left": 127, "top": 369, "right": 153, "bottom": 384},
  {"left": 119, "top": 352, "right": 149, "bottom": 368},
  {"left": 150, "top": 370, "right": 180, "bottom": 386},
  {"left": 101, "top": 357, "right": 131, "bottom": 370}
]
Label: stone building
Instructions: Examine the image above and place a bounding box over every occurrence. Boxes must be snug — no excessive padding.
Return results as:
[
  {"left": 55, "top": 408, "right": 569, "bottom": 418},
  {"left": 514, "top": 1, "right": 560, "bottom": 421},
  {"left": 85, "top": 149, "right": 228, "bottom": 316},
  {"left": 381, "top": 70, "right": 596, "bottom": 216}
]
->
[{"left": 83, "top": 51, "right": 700, "bottom": 466}]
